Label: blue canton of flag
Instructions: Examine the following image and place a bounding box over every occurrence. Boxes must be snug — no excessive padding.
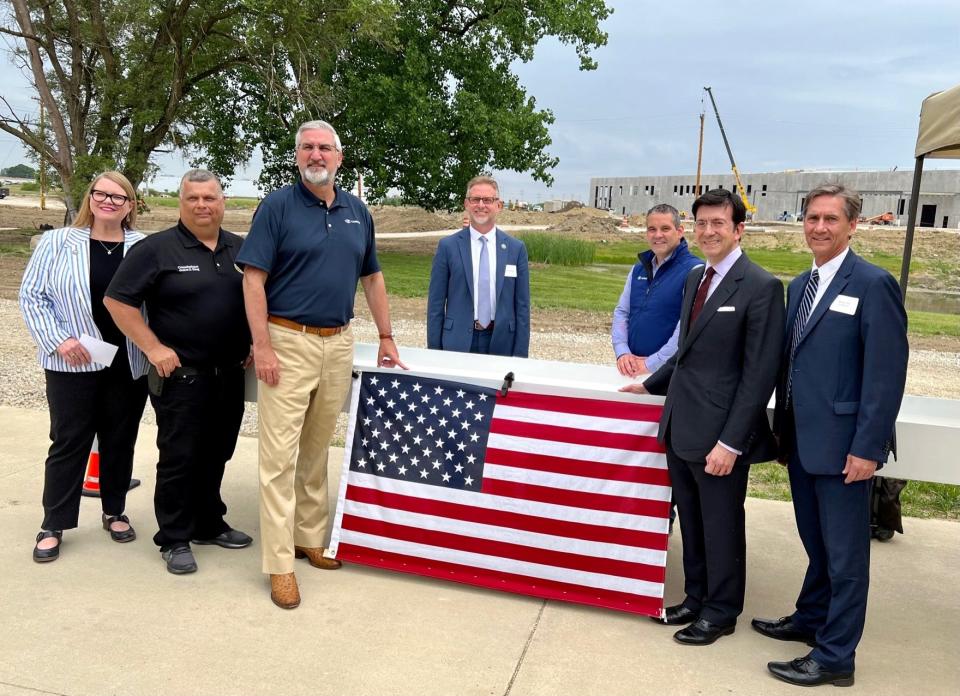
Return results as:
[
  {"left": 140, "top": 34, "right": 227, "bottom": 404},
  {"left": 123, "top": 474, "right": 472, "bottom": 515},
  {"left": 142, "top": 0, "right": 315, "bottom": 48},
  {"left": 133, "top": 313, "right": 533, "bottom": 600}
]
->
[{"left": 350, "top": 373, "right": 498, "bottom": 491}]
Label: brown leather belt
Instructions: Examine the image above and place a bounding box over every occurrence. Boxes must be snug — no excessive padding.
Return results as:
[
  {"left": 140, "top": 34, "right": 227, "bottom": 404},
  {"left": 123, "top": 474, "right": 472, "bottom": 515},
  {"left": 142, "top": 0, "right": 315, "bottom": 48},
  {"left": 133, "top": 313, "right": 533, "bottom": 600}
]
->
[
  {"left": 473, "top": 320, "right": 494, "bottom": 331},
  {"left": 268, "top": 315, "right": 346, "bottom": 337}
]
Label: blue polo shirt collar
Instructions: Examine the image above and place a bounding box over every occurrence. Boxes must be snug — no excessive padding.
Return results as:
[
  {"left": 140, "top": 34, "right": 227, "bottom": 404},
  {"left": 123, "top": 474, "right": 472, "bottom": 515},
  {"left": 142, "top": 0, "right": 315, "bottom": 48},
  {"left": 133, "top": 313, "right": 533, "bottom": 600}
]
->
[{"left": 295, "top": 180, "right": 346, "bottom": 210}]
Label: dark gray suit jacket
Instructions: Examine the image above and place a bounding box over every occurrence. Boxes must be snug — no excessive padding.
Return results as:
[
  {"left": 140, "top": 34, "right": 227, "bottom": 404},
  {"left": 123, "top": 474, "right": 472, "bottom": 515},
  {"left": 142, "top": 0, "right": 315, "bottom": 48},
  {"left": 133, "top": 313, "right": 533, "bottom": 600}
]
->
[{"left": 644, "top": 251, "right": 785, "bottom": 465}]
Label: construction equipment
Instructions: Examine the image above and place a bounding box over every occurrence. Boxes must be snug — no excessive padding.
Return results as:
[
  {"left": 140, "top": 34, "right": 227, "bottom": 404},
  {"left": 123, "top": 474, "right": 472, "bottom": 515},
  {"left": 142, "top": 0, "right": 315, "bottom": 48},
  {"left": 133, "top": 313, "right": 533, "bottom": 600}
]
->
[
  {"left": 703, "top": 87, "right": 756, "bottom": 216},
  {"left": 861, "top": 212, "right": 895, "bottom": 225}
]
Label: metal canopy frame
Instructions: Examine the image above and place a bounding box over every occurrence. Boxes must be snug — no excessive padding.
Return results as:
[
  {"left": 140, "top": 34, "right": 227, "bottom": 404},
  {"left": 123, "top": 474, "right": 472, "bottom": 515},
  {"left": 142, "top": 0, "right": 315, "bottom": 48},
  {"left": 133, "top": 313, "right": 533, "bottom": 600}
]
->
[{"left": 899, "top": 83, "right": 960, "bottom": 296}]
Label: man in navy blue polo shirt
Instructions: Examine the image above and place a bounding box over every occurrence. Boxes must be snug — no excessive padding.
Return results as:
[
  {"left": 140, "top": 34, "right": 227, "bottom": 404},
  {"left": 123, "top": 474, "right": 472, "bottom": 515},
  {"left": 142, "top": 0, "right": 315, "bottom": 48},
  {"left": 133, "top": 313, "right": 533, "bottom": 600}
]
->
[
  {"left": 611, "top": 203, "right": 702, "bottom": 377},
  {"left": 238, "top": 119, "right": 406, "bottom": 610},
  {"left": 106, "top": 169, "right": 253, "bottom": 576}
]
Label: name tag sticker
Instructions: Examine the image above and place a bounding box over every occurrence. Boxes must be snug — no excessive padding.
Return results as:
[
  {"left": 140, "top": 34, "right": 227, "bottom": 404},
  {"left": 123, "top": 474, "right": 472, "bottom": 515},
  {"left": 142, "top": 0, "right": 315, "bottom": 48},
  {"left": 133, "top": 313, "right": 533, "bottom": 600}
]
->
[
  {"left": 829, "top": 295, "right": 859, "bottom": 315},
  {"left": 717, "top": 306, "right": 736, "bottom": 312},
  {"left": 504, "top": 264, "right": 518, "bottom": 278}
]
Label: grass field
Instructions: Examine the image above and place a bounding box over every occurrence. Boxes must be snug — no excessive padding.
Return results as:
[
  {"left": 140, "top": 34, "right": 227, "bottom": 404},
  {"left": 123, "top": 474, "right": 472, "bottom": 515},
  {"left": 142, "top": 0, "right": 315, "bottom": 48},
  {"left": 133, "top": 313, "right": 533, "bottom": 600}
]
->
[
  {"left": 379, "top": 252, "right": 960, "bottom": 338},
  {"left": 749, "top": 462, "right": 960, "bottom": 520},
  {"left": 593, "top": 240, "right": 921, "bottom": 278},
  {"left": 144, "top": 195, "right": 259, "bottom": 210}
]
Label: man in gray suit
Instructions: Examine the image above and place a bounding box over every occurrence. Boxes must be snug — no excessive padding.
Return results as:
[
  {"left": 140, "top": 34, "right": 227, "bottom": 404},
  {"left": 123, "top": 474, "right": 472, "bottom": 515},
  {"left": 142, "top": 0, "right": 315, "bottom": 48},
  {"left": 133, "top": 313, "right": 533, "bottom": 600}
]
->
[{"left": 622, "top": 188, "right": 784, "bottom": 645}]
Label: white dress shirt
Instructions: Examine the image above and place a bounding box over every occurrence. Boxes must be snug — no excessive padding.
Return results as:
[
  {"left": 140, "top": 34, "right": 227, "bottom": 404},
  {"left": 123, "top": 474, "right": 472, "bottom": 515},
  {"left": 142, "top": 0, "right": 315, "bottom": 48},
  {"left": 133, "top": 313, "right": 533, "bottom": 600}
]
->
[
  {"left": 699, "top": 245, "right": 742, "bottom": 301},
  {"left": 808, "top": 247, "right": 850, "bottom": 313}
]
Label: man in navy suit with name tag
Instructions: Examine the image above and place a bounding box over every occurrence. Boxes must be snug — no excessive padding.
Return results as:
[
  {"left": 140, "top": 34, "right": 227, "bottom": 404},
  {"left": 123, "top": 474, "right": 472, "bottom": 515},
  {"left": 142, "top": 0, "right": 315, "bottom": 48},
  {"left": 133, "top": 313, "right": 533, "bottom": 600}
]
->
[
  {"left": 754, "top": 183, "right": 908, "bottom": 687},
  {"left": 427, "top": 176, "right": 530, "bottom": 358}
]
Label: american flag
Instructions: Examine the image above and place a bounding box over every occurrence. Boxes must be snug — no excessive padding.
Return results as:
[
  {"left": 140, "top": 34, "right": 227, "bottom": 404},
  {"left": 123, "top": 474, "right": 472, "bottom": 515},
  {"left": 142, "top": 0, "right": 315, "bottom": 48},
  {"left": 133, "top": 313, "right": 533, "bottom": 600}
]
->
[{"left": 329, "top": 371, "right": 671, "bottom": 616}]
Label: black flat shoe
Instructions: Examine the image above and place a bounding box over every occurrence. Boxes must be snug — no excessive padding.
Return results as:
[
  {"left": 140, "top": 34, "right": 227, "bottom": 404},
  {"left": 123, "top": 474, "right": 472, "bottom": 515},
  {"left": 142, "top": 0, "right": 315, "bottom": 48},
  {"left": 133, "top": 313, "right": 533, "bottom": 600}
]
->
[
  {"left": 33, "top": 530, "right": 62, "bottom": 563},
  {"left": 102, "top": 513, "right": 136, "bottom": 543}
]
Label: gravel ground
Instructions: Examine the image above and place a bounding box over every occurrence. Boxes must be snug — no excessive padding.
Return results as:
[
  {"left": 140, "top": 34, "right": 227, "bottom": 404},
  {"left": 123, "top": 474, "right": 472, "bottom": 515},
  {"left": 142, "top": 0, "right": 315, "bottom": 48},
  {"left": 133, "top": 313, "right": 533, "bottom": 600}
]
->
[{"left": 4, "top": 298, "right": 958, "bottom": 445}]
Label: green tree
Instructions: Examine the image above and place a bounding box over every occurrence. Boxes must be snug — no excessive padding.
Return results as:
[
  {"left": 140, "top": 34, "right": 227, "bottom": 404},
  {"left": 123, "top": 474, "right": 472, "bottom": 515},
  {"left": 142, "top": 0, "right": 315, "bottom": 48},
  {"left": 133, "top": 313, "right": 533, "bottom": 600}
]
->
[
  {"left": 207, "top": 0, "right": 612, "bottom": 210},
  {"left": 0, "top": 163, "right": 37, "bottom": 178},
  {"left": 1, "top": 0, "right": 611, "bottom": 213},
  {"left": 1, "top": 0, "right": 252, "bottom": 214}
]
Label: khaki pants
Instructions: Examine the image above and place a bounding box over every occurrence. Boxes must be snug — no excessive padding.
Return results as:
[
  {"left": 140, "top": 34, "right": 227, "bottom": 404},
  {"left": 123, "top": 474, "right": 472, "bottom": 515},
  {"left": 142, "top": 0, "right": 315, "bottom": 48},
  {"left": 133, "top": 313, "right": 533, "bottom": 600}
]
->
[{"left": 257, "top": 323, "right": 354, "bottom": 574}]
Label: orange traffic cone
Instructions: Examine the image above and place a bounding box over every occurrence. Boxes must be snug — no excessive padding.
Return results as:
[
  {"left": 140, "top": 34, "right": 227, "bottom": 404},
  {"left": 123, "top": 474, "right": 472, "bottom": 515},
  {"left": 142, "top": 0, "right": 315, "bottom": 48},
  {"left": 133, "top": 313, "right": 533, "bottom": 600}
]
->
[
  {"left": 619, "top": 215, "right": 629, "bottom": 228},
  {"left": 80, "top": 436, "right": 101, "bottom": 497},
  {"left": 81, "top": 436, "right": 141, "bottom": 498}
]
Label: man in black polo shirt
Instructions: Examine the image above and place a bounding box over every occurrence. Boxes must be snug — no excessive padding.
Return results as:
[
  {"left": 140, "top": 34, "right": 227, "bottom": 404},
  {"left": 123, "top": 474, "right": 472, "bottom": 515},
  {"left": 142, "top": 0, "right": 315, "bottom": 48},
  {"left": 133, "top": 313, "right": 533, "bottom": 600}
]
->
[{"left": 105, "top": 169, "right": 253, "bottom": 575}]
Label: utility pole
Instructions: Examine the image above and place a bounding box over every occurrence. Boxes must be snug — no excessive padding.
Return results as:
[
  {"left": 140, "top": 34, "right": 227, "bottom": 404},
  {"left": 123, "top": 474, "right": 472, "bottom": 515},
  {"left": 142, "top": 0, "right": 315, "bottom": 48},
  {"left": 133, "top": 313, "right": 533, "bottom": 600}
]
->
[
  {"left": 37, "top": 97, "right": 47, "bottom": 210},
  {"left": 695, "top": 110, "right": 704, "bottom": 198}
]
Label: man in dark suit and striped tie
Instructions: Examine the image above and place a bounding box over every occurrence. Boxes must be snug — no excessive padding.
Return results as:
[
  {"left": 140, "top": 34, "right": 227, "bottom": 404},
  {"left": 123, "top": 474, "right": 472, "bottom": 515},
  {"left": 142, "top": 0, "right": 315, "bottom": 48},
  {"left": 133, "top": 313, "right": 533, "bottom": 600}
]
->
[{"left": 754, "top": 183, "right": 908, "bottom": 687}]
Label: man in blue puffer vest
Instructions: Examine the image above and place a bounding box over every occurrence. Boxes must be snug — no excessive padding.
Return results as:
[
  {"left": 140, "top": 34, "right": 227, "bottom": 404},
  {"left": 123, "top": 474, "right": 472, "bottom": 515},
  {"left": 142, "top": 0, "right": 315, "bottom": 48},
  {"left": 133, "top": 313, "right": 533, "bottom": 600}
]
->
[{"left": 612, "top": 203, "right": 703, "bottom": 377}]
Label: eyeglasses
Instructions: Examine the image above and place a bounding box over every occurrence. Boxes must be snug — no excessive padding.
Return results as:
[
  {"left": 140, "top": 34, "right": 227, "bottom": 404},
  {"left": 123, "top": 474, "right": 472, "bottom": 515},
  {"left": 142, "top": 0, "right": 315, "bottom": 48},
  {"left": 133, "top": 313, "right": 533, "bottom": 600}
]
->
[
  {"left": 466, "top": 196, "right": 499, "bottom": 205},
  {"left": 299, "top": 144, "right": 339, "bottom": 154},
  {"left": 91, "top": 189, "right": 131, "bottom": 205}
]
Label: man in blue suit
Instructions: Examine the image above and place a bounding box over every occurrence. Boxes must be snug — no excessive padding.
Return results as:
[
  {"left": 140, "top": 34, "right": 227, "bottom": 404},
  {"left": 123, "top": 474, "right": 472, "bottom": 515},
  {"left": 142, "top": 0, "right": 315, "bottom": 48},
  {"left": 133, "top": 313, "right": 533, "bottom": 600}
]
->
[
  {"left": 427, "top": 176, "right": 530, "bottom": 357},
  {"left": 754, "top": 183, "right": 908, "bottom": 687}
]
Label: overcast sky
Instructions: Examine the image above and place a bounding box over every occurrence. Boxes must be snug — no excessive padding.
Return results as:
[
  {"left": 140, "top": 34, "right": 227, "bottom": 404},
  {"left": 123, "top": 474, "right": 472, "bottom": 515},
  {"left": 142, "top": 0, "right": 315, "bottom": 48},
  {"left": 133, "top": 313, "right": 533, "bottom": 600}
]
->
[{"left": 2, "top": 0, "right": 959, "bottom": 201}]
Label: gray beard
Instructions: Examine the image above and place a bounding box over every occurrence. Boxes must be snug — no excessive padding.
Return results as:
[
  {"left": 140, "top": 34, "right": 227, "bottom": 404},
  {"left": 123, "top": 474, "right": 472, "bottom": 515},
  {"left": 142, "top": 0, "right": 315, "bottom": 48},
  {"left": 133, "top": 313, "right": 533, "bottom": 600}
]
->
[{"left": 302, "top": 167, "right": 331, "bottom": 186}]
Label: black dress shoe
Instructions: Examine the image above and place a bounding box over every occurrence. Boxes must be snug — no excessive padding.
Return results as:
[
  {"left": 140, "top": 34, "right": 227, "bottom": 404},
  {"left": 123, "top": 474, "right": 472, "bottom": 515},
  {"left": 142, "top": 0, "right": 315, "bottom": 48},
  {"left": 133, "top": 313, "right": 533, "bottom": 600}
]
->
[
  {"left": 33, "top": 530, "right": 62, "bottom": 563},
  {"left": 102, "top": 513, "right": 136, "bottom": 543},
  {"left": 673, "top": 618, "right": 735, "bottom": 645},
  {"left": 751, "top": 616, "right": 816, "bottom": 647},
  {"left": 768, "top": 656, "right": 854, "bottom": 687},
  {"left": 653, "top": 603, "right": 698, "bottom": 626}
]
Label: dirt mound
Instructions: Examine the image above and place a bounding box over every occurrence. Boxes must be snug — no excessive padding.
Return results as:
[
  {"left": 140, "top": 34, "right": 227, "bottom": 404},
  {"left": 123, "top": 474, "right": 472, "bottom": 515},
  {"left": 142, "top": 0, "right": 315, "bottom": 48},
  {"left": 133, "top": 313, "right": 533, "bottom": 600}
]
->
[
  {"left": 561, "top": 206, "right": 609, "bottom": 218},
  {"left": 547, "top": 209, "right": 621, "bottom": 237},
  {"left": 498, "top": 209, "right": 554, "bottom": 225},
  {"left": 371, "top": 206, "right": 460, "bottom": 233}
]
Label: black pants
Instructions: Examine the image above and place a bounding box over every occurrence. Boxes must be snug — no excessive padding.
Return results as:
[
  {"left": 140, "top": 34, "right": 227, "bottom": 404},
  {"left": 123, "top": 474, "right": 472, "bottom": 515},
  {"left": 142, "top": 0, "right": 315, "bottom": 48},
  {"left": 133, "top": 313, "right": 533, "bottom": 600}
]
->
[
  {"left": 666, "top": 438, "right": 750, "bottom": 626},
  {"left": 42, "top": 361, "right": 147, "bottom": 530},
  {"left": 150, "top": 368, "right": 245, "bottom": 550}
]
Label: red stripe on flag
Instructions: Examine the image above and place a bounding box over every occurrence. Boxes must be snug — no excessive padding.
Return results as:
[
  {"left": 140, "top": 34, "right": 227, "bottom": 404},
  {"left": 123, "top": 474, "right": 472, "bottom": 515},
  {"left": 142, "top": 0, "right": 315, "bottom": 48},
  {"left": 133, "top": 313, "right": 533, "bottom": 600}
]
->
[
  {"left": 336, "top": 543, "right": 664, "bottom": 617},
  {"left": 496, "top": 391, "right": 664, "bottom": 422},
  {"left": 345, "top": 484, "right": 670, "bottom": 551},
  {"left": 481, "top": 478, "right": 672, "bottom": 518},
  {"left": 489, "top": 418, "right": 665, "bottom": 453},
  {"left": 485, "top": 447, "right": 671, "bottom": 487},
  {"left": 341, "top": 514, "right": 667, "bottom": 583}
]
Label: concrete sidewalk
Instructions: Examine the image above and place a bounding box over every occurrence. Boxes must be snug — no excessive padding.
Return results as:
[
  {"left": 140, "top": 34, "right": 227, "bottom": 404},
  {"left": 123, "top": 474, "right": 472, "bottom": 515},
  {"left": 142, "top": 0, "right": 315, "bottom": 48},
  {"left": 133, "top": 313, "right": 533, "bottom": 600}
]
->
[{"left": 1, "top": 406, "right": 957, "bottom": 696}]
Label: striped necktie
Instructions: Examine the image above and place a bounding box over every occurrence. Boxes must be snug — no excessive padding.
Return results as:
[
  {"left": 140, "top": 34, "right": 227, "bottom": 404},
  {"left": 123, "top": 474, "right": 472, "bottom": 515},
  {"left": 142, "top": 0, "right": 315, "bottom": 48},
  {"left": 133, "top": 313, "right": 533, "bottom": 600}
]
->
[{"left": 787, "top": 269, "right": 820, "bottom": 401}]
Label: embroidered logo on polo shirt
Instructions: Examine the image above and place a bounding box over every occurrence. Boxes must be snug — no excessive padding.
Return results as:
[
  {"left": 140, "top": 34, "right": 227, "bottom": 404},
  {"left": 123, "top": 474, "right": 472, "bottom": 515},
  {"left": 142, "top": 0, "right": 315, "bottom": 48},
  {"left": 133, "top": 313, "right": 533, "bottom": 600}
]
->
[
  {"left": 177, "top": 265, "right": 200, "bottom": 272},
  {"left": 343, "top": 219, "right": 362, "bottom": 225}
]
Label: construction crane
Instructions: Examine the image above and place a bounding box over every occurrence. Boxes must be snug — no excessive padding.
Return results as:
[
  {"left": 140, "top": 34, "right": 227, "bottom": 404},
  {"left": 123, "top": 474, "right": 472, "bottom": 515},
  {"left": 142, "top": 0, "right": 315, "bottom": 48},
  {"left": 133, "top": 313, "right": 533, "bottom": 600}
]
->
[{"left": 703, "top": 86, "right": 756, "bottom": 216}]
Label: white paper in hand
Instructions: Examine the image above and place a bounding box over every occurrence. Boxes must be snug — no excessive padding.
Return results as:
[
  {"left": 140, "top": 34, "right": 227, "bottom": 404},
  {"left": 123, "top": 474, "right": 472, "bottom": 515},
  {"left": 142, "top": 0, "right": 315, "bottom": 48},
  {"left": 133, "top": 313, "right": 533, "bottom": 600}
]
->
[{"left": 79, "top": 333, "right": 119, "bottom": 367}]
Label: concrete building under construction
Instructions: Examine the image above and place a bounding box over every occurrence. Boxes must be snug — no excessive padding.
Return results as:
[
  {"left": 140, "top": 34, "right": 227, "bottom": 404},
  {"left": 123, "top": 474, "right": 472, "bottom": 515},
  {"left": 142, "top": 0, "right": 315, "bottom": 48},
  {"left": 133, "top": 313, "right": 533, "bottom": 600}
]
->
[{"left": 589, "top": 169, "right": 960, "bottom": 227}]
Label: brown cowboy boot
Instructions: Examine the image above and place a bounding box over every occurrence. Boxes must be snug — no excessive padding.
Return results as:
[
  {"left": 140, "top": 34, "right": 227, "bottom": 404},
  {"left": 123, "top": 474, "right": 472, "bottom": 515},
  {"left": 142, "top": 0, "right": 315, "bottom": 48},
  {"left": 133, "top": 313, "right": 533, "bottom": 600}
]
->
[
  {"left": 270, "top": 572, "right": 301, "bottom": 609},
  {"left": 294, "top": 546, "right": 343, "bottom": 570}
]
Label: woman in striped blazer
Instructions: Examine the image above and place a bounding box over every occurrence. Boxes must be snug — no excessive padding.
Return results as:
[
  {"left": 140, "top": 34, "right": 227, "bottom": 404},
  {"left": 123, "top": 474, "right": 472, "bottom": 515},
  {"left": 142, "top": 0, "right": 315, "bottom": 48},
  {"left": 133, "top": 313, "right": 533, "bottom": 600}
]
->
[{"left": 20, "top": 171, "right": 149, "bottom": 562}]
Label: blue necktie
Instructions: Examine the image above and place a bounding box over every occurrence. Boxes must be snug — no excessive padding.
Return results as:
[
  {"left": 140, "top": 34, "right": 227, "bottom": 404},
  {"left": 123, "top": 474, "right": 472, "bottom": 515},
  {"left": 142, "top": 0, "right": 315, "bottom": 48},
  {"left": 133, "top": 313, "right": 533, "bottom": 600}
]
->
[
  {"left": 787, "top": 268, "right": 820, "bottom": 402},
  {"left": 477, "top": 236, "right": 491, "bottom": 327}
]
